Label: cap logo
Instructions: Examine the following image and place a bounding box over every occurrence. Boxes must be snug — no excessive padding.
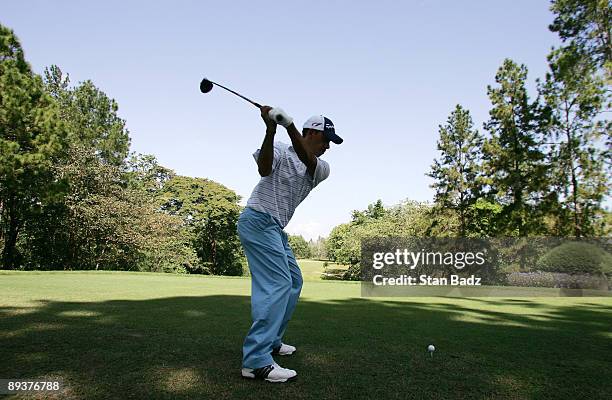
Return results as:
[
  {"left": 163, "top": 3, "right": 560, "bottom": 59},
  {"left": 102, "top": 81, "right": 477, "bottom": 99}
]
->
[{"left": 311, "top": 122, "right": 322, "bottom": 127}]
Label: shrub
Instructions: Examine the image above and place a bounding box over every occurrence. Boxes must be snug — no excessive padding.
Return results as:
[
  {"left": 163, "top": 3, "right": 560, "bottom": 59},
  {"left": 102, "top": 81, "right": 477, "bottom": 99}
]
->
[
  {"left": 536, "top": 242, "right": 612, "bottom": 274},
  {"left": 342, "top": 264, "right": 361, "bottom": 281},
  {"left": 507, "top": 272, "right": 610, "bottom": 290}
]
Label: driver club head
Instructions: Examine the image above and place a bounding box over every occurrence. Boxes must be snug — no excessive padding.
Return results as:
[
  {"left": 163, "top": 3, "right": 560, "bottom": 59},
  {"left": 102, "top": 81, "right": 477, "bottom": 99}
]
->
[
  {"left": 200, "top": 78, "right": 214, "bottom": 93},
  {"left": 199, "top": 77, "right": 263, "bottom": 109}
]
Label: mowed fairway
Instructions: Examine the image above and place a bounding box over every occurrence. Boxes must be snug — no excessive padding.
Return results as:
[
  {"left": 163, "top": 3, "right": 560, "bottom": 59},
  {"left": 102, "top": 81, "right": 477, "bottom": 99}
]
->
[
  {"left": 295, "top": 259, "right": 348, "bottom": 281},
  {"left": 1, "top": 271, "right": 611, "bottom": 400}
]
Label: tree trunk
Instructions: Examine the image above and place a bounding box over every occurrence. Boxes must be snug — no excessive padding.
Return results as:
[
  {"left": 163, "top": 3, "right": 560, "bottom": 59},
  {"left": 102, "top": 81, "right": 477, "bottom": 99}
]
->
[
  {"left": 2, "top": 210, "right": 19, "bottom": 269},
  {"left": 564, "top": 109, "right": 582, "bottom": 238},
  {"left": 210, "top": 236, "right": 217, "bottom": 274},
  {"left": 570, "top": 163, "right": 581, "bottom": 237}
]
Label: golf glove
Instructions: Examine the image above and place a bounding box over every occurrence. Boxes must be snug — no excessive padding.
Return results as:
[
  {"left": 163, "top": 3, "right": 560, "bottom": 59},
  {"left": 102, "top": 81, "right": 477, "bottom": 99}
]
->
[{"left": 269, "top": 107, "right": 293, "bottom": 127}]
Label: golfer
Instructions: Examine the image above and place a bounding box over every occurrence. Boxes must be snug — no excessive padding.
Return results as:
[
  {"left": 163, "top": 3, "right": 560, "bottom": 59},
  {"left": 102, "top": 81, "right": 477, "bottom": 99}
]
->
[{"left": 239, "top": 106, "right": 343, "bottom": 382}]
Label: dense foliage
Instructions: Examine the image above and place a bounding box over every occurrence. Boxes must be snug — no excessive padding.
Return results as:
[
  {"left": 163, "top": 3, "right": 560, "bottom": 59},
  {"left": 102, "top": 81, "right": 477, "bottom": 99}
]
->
[
  {"left": 1, "top": 0, "right": 610, "bottom": 276},
  {"left": 536, "top": 241, "right": 612, "bottom": 274},
  {"left": 288, "top": 235, "right": 312, "bottom": 259},
  {"left": 324, "top": 1, "right": 610, "bottom": 278},
  {"left": 0, "top": 25, "right": 243, "bottom": 274}
]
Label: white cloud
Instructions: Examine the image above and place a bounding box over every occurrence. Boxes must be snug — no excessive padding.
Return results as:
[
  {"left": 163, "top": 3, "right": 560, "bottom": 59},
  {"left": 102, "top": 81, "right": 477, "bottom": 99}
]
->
[{"left": 285, "top": 220, "right": 332, "bottom": 241}]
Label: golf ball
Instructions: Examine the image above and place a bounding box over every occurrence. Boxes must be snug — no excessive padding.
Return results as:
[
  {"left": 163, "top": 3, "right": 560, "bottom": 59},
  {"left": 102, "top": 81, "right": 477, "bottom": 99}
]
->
[{"left": 428, "top": 344, "right": 435, "bottom": 352}]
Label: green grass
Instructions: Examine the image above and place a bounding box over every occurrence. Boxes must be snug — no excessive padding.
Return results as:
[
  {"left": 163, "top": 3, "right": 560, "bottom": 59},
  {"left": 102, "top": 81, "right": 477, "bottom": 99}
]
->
[
  {"left": 295, "top": 259, "right": 348, "bottom": 281},
  {"left": 1, "top": 271, "right": 611, "bottom": 399}
]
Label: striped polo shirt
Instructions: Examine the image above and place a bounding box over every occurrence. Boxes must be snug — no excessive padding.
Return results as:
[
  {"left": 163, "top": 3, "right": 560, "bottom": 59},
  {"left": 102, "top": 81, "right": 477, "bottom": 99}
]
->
[{"left": 245, "top": 141, "right": 330, "bottom": 228}]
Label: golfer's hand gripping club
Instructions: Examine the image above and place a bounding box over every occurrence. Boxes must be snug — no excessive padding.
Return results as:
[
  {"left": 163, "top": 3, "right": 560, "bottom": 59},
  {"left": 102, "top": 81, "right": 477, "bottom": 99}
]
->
[
  {"left": 260, "top": 106, "right": 277, "bottom": 132},
  {"left": 268, "top": 107, "right": 293, "bottom": 128}
]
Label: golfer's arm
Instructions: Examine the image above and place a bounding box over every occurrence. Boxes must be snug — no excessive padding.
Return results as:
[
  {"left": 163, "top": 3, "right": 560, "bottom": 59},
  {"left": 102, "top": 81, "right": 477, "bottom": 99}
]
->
[
  {"left": 257, "top": 129, "right": 276, "bottom": 177},
  {"left": 285, "top": 123, "right": 317, "bottom": 177}
]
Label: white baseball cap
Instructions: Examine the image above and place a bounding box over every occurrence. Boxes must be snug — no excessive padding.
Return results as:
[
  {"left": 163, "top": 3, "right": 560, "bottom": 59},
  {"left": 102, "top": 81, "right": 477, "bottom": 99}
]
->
[{"left": 302, "top": 115, "right": 343, "bottom": 144}]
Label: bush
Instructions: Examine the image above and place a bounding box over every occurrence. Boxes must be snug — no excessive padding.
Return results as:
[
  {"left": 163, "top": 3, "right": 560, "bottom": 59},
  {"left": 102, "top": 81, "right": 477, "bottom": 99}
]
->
[
  {"left": 536, "top": 242, "right": 612, "bottom": 274},
  {"left": 507, "top": 272, "right": 610, "bottom": 290},
  {"left": 342, "top": 264, "right": 361, "bottom": 281}
]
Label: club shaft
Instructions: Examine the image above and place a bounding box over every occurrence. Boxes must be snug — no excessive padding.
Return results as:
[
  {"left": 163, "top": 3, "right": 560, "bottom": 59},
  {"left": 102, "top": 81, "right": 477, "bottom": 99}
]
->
[{"left": 210, "top": 80, "right": 262, "bottom": 109}]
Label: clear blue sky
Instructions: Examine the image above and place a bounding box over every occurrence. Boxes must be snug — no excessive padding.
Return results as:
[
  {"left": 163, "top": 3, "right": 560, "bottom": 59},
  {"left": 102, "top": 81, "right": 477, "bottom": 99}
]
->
[{"left": 4, "top": 1, "right": 572, "bottom": 239}]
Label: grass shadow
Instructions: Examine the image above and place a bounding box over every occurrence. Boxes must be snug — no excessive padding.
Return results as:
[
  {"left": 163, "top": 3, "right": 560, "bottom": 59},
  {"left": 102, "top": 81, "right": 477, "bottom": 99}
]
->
[{"left": 0, "top": 295, "right": 611, "bottom": 399}]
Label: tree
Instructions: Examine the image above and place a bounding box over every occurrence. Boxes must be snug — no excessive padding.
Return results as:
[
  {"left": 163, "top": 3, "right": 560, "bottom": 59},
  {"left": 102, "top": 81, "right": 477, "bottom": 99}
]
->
[
  {"left": 540, "top": 45, "right": 610, "bottom": 236},
  {"left": 121, "top": 154, "right": 197, "bottom": 273},
  {"left": 308, "top": 236, "right": 328, "bottom": 260},
  {"left": 21, "top": 145, "right": 196, "bottom": 272},
  {"left": 157, "top": 176, "right": 243, "bottom": 275},
  {"left": 326, "top": 200, "right": 434, "bottom": 270},
  {"left": 0, "top": 25, "right": 68, "bottom": 268},
  {"left": 19, "top": 63, "right": 194, "bottom": 272},
  {"left": 288, "top": 235, "right": 312, "bottom": 259},
  {"left": 428, "top": 105, "right": 484, "bottom": 236},
  {"left": 483, "top": 59, "right": 551, "bottom": 236},
  {"left": 43, "top": 65, "right": 130, "bottom": 166},
  {"left": 326, "top": 223, "right": 358, "bottom": 266},
  {"left": 549, "top": 0, "right": 612, "bottom": 77},
  {"left": 465, "top": 198, "right": 504, "bottom": 238},
  {"left": 351, "top": 199, "right": 386, "bottom": 225},
  {"left": 124, "top": 153, "right": 175, "bottom": 194}
]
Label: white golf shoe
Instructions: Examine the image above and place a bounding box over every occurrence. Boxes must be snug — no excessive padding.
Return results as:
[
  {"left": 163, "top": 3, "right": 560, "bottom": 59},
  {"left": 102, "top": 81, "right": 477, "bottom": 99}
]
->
[
  {"left": 272, "top": 343, "right": 296, "bottom": 356},
  {"left": 241, "top": 362, "right": 297, "bottom": 383}
]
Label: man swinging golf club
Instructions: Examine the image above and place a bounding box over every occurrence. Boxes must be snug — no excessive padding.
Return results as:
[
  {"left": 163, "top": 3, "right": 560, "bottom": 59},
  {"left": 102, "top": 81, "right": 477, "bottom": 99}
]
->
[{"left": 239, "top": 106, "right": 343, "bottom": 383}]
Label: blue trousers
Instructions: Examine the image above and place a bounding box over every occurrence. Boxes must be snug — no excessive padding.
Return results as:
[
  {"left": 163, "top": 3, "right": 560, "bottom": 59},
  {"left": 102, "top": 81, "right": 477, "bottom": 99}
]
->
[{"left": 237, "top": 207, "right": 303, "bottom": 369}]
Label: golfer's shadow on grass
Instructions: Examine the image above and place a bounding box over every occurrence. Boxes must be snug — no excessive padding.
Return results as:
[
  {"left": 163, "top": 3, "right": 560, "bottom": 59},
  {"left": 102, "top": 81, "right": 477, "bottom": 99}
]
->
[{"left": 1, "top": 296, "right": 611, "bottom": 400}]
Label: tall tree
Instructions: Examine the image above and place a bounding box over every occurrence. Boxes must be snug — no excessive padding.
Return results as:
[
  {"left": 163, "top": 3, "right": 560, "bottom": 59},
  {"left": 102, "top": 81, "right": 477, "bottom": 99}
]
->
[
  {"left": 549, "top": 0, "right": 612, "bottom": 77},
  {"left": 540, "top": 45, "right": 609, "bottom": 236},
  {"left": 483, "top": 59, "right": 550, "bottom": 236},
  {"left": 326, "top": 200, "right": 434, "bottom": 268},
  {"left": 157, "top": 176, "right": 243, "bottom": 275},
  {"left": 428, "top": 105, "right": 484, "bottom": 236},
  {"left": 124, "top": 153, "right": 175, "bottom": 194},
  {"left": 23, "top": 145, "right": 197, "bottom": 272},
  {"left": 0, "top": 25, "right": 68, "bottom": 268},
  {"left": 351, "top": 199, "right": 386, "bottom": 225},
  {"left": 308, "top": 236, "right": 328, "bottom": 260},
  {"left": 43, "top": 65, "right": 130, "bottom": 166}
]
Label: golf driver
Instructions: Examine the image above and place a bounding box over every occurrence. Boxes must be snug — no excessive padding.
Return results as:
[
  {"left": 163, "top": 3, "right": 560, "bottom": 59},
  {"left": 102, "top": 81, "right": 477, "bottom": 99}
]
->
[
  {"left": 200, "top": 77, "right": 262, "bottom": 109},
  {"left": 199, "top": 77, "right": 291, "bottom": 126}
]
